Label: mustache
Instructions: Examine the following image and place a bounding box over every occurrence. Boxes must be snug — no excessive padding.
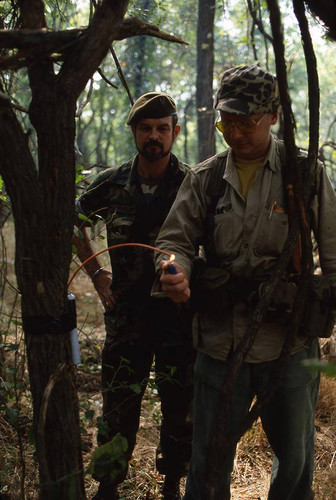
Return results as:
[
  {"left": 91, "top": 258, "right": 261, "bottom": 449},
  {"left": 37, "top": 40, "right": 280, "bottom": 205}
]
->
[{"left": 144, "top": 140, "right": 163, "bottom": 148}]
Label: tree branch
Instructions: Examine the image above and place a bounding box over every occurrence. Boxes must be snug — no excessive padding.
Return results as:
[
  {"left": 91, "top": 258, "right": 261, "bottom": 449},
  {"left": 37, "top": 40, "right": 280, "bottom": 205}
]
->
[
  {"left": 75, "top": 77, "right": 95, "bottom": 118},
  {"left": 246, "top": 0, "right": 274, "bottom": 43},
  {"left": 0, "top": 17, "right": 188, "bottom": 72},
  {"left": 96, "top": 67, "right": 118, "bottom": 89},
  {"left": 0, "top": 18, "right": 188, "bottom": 49},
  {"left": 18, "top": 0, "right": 47, "bottom": 30},
  {"left": 293, "top": 0, "right": 319, "bottom": 161},
  {"left": 110, "top": 45, "right": 134, "bottom": 105},
  {"left": 116, "top": 17, "right": 188, "bottom": 44}
]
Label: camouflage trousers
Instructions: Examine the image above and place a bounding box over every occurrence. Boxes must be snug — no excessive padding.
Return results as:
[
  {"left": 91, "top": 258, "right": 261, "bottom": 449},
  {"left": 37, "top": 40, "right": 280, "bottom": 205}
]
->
[{"left": 98, "top": 302, "right": 195, "bottom": 484}]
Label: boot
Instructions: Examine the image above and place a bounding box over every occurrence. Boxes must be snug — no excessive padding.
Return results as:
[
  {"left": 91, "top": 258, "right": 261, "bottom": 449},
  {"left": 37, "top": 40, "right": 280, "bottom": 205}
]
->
[
  {"left": 91, "top": 480, "right": 120, "bottom": 500},
  {"left": 162, "top": 476, "right": 181, "bottom": 500}
]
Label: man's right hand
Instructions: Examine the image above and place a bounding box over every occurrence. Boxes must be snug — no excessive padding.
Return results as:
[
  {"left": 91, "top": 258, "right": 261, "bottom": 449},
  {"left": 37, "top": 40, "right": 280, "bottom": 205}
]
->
[
  {"left": 92, "top": 269, "right": 116, "bottom": 311},
  {"left": 159, "top": 260, "right": 190, "bottom": 303}
]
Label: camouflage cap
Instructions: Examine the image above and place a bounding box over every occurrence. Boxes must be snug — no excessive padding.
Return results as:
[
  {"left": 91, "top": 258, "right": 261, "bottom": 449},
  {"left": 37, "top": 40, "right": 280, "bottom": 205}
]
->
[
  {"left": 126, "top": 92, "right": 177, "bottom": 125},
  {"left": 214, "top": 65, "right": 280, "bottom": 115}
]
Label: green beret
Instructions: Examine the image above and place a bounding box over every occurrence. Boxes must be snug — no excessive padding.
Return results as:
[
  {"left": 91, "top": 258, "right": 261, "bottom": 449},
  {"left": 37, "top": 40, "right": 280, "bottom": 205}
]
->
[
  {"left": 126, "top": 92, "right": 177, "bottom": 125},
  {"left": 214, "top": 65, "right": 280, "bottom": 115}
]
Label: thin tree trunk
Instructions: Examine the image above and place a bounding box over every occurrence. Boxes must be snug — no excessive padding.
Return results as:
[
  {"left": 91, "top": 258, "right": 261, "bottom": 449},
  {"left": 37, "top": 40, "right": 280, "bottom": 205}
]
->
[{"left": 196, "top": 0, "right": 216, "bottom": 162}]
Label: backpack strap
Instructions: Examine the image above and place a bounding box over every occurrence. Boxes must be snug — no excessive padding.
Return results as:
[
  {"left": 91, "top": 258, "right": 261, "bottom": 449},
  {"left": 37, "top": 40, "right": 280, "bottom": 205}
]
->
[
  {"left": 277, "top": 140, "right": 315, "bottom": 192},
  {"left": 203, "top": 155, "right": 228, "bottom": 266}
]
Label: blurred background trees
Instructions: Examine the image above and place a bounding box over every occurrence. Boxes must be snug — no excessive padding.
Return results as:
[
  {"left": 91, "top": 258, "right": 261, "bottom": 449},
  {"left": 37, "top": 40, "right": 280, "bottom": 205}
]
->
[{"left": 2, "top": 0, "right": 336, "bottom": 175}]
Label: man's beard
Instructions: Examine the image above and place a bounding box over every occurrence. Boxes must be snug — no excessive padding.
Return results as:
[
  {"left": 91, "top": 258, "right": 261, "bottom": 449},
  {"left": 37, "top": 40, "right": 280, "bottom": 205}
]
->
[{"left": 138, "top": 140, "right": 171, "bottom": 162}]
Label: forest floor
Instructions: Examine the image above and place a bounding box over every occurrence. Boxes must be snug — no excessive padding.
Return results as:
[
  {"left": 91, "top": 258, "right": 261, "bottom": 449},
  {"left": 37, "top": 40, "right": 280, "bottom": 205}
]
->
[{"left": 1, "top": 222, "right": 336, "bottom": 499}]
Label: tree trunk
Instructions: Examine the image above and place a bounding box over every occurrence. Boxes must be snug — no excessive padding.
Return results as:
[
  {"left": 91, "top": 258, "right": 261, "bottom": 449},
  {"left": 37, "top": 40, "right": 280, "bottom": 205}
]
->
[
  {"left": 196, "top": 0, "right": 216, "bottom": 162},
  {"left": 0, "top": 0, "right": 130, "bottom": 497},
  {"left": 0, "top": 84, "right": 85, "bottom": 498},
  {"left": 305, "top": 0, "right": 336, "bottom": 41}
]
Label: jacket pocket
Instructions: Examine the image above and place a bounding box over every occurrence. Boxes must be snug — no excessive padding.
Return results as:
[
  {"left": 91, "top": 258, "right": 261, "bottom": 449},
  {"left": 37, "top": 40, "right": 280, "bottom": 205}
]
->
[
  {"left": 106, "top": 207, "right": 135, "bottom": 244},
  {"left": 254, "top": 206, "right": 288, "bottom": 257},
  {"left": 213, "top": 210, "right": 243, "bottom": 259},
  {"left": 192, "top": 310, "right": 231, "bottom": 358}
]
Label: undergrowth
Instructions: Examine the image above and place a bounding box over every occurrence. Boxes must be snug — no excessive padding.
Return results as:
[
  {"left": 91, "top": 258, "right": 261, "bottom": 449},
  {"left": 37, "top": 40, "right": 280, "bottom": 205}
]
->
[{"left": 1, "top": 220, "right": 336, "bottom": 499}]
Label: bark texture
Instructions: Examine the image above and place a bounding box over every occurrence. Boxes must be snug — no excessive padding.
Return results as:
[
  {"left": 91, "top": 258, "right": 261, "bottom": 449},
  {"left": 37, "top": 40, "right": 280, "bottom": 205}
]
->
[{"left": 196, "top": 0, "right": 216, "bottom": 162}]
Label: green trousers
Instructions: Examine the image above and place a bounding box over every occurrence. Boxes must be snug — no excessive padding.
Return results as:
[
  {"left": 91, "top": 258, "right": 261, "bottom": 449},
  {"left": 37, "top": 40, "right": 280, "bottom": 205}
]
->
[{"left": 184, "top": 339, "right": 320, "bottom": 500}]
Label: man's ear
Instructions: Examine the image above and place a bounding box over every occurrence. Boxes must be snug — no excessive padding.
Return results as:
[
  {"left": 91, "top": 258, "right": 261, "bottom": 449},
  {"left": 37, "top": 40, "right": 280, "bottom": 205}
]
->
[
  {"left": 173, "top": 124, "right": 181, "bottom": 140},
  {"left": 271, "top": 113, "right": 278, "bottom": 126},
  {"left": 130, "top": 124, "right": 136, "bottom": 136}
]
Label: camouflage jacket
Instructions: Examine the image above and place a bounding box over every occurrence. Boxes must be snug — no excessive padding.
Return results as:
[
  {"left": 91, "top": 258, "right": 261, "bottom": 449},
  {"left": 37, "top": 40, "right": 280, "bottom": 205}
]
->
[{"left": 76, "top": 153, "right": 189, "bottom": 306}]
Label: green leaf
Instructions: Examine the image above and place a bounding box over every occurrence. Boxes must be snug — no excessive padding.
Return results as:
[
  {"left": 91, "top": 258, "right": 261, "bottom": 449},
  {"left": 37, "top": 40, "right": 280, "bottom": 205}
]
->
[
  {"left": 6, "top": 406, "right": 19, "bottom": 428},
  {"left": 10, "top": 319, "right": 22, "bottom": 326},
  {"left": 73, "top": 226, "right": 84, "bottom": 239},
  {"left": 78, "top": 213, "right": 94, "bottom": 224},
  {"left": 120, "top": 357, "right": 131, "bottom": 365},
  {"left": 75, "top": 165, "right": 84, "bottom": 184},
  {"left": 1, "top": 381, "right": 13, "bottom": 389},
  {"left": 130, "top": 384, "right": 142, "bottom": 394},
  {"left": 85, "top": 409, "right": 95, "bottom": 420},
  {"left": 302, "top": 359, "right": 336, "bottom": 378},
  {"left": 1, "top": 342, "right": 20, "bottom": 352},
  {"left": 87, "top": 433, "right": 128, "bottom": 481},
  {"left": 96, "top": 416, "right": 109, "bottom": 437}
]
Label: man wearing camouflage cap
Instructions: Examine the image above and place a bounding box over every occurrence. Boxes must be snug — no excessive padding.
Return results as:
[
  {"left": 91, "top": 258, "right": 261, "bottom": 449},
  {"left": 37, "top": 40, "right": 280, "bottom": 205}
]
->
[
  {"left": 155, "top": 65, "right": 336, "bottom": 499},
  {"left": 74, "top": 92, "right": 194, "bottom": 500}
]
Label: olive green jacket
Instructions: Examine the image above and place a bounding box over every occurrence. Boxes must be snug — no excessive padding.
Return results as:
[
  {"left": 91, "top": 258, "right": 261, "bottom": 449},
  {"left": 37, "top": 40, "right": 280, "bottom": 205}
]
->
[{"left": 155, "top": 136, "right": 336, "bottom": 362}]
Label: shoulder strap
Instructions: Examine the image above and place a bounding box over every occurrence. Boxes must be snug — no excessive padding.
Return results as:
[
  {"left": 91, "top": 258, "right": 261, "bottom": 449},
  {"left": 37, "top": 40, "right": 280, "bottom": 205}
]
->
[
  {"left": 278, "top": 140, "right": 314, "bottom": 191},
  {"left": 203, "top": 155, "right": 228, "bottom": 266}
]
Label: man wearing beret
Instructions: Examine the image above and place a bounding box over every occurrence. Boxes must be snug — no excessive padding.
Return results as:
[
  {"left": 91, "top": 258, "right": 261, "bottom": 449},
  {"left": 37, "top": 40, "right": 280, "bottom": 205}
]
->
[
  {"left": 155, "top": 66, "right": 336, "bottom": 499},
  {"left": 74, "top": 92, "right": 194, "bottom": 499}
]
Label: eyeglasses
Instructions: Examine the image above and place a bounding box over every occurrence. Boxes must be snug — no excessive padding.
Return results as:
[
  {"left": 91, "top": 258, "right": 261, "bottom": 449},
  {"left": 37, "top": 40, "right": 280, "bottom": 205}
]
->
[{"left": 215, "top": 114, "right": 265, "bottom": 135}]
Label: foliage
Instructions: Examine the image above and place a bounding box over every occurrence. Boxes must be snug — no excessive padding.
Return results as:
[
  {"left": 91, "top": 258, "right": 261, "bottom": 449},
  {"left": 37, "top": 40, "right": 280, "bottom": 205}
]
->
[
  {"left": 88, "top": 433, "right": 128, "bottom": 482},
  {"left": 2, "top": 0, "right": 336, "bottom": 175},
  {"left": 303, "top": 358, "right": 336, "bottom": 378},
  {"left": 215, "top": 1, "right": 336, "bottom": 156},
  {"left": 68, "top": 1, "right": 336, "bottom": 176}
]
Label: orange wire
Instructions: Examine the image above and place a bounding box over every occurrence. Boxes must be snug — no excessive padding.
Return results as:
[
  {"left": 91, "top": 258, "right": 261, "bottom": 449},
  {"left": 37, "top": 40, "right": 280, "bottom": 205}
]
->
[{"left": 68, "top": 243, "right": 171, "bottom": 290}]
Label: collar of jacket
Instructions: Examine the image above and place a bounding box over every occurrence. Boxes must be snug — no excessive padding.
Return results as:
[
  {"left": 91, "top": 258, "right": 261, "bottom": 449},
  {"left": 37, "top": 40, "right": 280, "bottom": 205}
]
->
[
  {"left": 109, "top": 153, "right": 188, "bottom": 188},
  {"left": 265, "top": 134, "right": 282, "bottom": 172},
  {"left": 226, "top": 134, "right": 281, "bottom": 176}
]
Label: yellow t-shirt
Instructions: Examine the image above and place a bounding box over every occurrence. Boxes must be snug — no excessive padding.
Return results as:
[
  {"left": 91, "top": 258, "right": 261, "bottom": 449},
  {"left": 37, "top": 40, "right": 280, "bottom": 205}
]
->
[{"left": 235, "top": 157, "right": 264, "bottom": 200}]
